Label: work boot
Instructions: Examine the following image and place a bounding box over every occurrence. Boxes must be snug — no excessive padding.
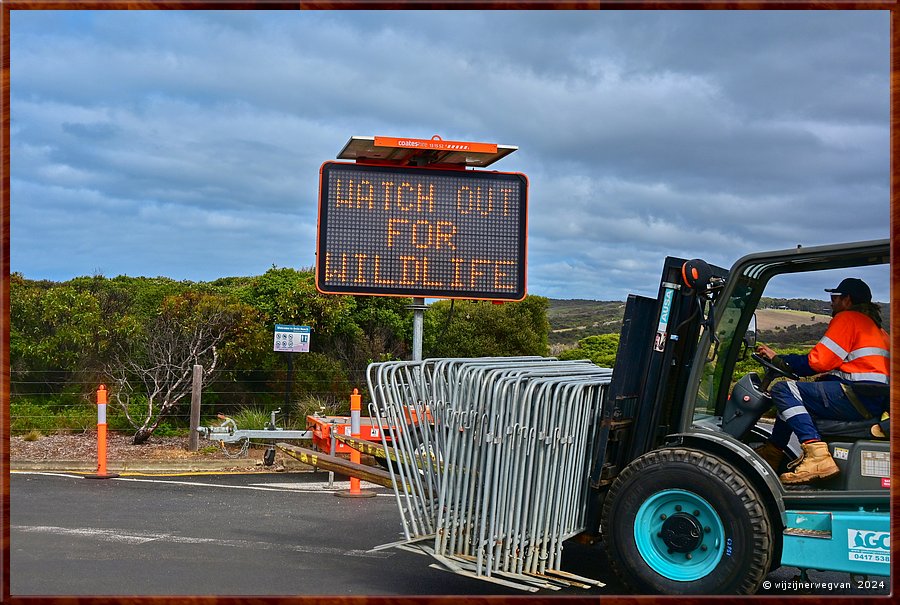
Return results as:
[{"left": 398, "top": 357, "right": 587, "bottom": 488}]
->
[
  {"left": 871, "top": 413, "right": 889, "bottom": 439},
  {"left": 780, "top": 441, "right": 839, "bottom": 484},
  {"left": 754, "top": 442, "right": 784, "bottom": 471}
]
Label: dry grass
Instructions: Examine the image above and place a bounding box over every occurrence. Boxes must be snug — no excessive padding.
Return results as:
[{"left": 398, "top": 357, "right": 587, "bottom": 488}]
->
[
  {"left": 755, "top": 308, "right": 828, "bottom": 332},
  {"left": 22, "top": 430, "right": 43, "bottom": 442}
]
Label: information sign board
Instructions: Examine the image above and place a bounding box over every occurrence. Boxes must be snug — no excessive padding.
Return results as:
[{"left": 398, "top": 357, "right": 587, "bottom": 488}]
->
[
  {"left": 316, "top": 162, "right": 527, "bottom": 300},
  {"left": 274, "top": 324, "right": 311, "bottom": 353}
]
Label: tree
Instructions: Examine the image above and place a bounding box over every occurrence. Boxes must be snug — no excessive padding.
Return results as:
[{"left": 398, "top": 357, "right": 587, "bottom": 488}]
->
[
  {"left": 423, "top": 296, "right": 550, "bottom": 358},
  {"left": 107, "top": 291, "right": 254, "bottom": 444},
  {"left": 236, "top": 266, "right": 355, "bottom": 337},
  {"left": 9, "top": 275, "right": 138, "bottom": 399},
  {"left": 328, "top": 295, "right": 412, "bottom": 371}
]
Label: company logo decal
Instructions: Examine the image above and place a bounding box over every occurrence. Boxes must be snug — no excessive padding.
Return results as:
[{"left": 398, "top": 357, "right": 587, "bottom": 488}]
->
[{"left": 847, "top": 530, "right": 890, "bottom": 564}]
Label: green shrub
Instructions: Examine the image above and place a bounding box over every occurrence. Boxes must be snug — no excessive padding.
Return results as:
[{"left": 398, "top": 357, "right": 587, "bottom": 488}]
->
[
  {"left": 10, "top": 397, "right": 95, "bottom": 434},
  {"left": 59, "top": 406, "right": 96, "bottom": 432},
  {"left": 150, "top": 422, "right": 185, "bottom": 438},
  {"left": 230, "top": 406, "right": 272, "bottom": 431},
  {"left": 106, "top": 406, "right": 136, "bottom": 431},
  {"left": 9, "top": 395, "right": 194, "bottom": 439},
  {"left": 558, "top": 333, "right": 620, "bottom": 368},
  {"left": 10, "top": 399, "right": 49, "bottom": 434},
  {"left": 294, "top": 394, "right": 344, "bottom": 424},
  {"left": 107, "top": 394, "right": 150, "bottom": 430},
  {"left": 733, "top": 346, "right": 809, "bottom": 383},
  {"left": 104, "top": 394, "right": 190, "bottom": 436}
]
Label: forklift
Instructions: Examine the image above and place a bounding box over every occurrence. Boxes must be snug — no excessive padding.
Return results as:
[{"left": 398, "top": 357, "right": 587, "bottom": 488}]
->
[{"left": 592, "top": 238, "right": 891, "bottom": 594}]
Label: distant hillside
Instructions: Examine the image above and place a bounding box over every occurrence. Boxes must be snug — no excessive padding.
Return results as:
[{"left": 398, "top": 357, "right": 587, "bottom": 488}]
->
[
  {"left": 547, "top": 299, "right": 625, "bottom": 349},
  {"left": 547, "top": 298, "right": 888, "bottom": 351},
  {"left": 755, "top": 309, "right": 828, "bottom": 346},
  {"left": 755, "top": 308, "right": 827, "bottom": 331}
]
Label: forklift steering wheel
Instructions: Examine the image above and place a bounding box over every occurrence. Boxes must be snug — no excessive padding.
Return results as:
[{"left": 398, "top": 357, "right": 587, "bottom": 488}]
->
[{"left": 751, "top": 352, "right": 799, "bottom": 381}]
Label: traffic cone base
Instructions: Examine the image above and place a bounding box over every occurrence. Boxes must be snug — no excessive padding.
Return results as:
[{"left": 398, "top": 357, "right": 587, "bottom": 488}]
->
[{"left": 335, "top": 489, "right": 377, "bottom": 498}]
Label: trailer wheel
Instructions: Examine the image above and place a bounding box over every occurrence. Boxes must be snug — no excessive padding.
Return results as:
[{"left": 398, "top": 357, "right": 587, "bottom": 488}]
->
[
  {"left": 371, "top": 425, "right": 410, "bottom": 473},
  {"left": 601, "top": 447, "right": 772, "bottom": 595},
  {"left": 263, "top": 447, "right": 276, "bottom": 467},
  {"left": 376, "top": 425, "right": 434, "bottom": 473},
  {"left": 373, "top": 451, "right": 401, "bottom": 473}
]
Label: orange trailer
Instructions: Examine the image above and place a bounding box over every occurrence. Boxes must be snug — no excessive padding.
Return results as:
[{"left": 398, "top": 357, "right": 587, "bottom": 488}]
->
[{"left": 306, "top": 414, "right": 394, "bottom": 455}]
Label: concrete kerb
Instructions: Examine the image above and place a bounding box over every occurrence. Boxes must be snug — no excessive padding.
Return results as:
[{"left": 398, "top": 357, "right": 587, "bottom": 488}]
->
[{"left": 10, "top": 449, "right": 385, "bottom": 476}]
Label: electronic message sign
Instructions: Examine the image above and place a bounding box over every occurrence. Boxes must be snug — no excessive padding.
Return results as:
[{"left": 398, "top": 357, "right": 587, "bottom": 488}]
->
[{"left": 316, "top": 162, "right": 527, "bottom": 300}]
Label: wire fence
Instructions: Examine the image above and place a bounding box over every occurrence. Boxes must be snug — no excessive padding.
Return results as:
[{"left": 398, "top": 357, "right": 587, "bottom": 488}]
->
[{"left": 9, "top": 367, "right": 372, "bottom": 435}]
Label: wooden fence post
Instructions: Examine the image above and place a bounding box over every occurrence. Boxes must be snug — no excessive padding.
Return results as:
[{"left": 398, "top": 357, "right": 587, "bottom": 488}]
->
[{"left": 188, "top": 364, "right": 203, "bottom": 451}]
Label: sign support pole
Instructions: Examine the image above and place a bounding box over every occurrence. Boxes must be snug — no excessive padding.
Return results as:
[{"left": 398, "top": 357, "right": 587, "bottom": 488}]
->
[
  {"left": 284, "top": 352, "right": 294, "bottom": 409},
  {"left": 274, "top": 324, "right": 309, "bottom": 409},
  {"left": 410, "top": 298, "right": 426, "bottom": 361}
]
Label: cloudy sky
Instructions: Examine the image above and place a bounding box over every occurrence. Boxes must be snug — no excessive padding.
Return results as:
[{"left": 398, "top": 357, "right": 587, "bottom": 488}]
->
[{"left": 9, "top": 10, "right": 891, "bottom": 302}]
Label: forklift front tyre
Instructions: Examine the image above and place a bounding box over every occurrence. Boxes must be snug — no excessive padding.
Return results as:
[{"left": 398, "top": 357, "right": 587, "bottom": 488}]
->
[{"left": 602, "top": 447, "right": 773, "bottom": 595}]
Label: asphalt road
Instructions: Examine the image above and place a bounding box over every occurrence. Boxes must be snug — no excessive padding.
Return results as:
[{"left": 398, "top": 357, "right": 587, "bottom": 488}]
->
[
  {"left": 10, "top": 471, "right": 614, "bottom": 597},
  {"left": 9, "top": 471, "right": 891, "bottom": 597}
]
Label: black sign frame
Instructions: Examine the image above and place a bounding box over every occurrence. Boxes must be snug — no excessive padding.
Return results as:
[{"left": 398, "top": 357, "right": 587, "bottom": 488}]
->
[{"left": 316, "top": 162, "right": 527, "bottom": 300}]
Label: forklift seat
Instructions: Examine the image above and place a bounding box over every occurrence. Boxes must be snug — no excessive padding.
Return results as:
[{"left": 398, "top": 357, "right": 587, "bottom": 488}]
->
[
  {"left": 816, "top": 416, "right": 887, "bottom": 440},
  {"left": 803, "top": 382, "right": 889, "bottom": 441}
]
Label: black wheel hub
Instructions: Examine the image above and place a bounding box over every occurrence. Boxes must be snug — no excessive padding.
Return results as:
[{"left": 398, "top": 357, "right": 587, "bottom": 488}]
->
[{"left": 660, "top": 512, "right": 704, "bottom": 553}]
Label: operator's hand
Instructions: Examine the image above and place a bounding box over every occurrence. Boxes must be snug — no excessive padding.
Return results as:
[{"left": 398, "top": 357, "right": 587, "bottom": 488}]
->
[{"left": 755, "top": 344, "right": 777, "bottom": 361}]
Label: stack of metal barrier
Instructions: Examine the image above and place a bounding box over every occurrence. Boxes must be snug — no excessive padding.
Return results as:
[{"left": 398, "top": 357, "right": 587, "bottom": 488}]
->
[{"left": 368, "top": 357, "right": 611, "bottom": 591}]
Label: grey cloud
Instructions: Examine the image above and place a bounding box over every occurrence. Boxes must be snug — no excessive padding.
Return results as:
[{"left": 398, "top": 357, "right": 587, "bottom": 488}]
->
[
  {"left": 9, "top": 10, "right": 889, "bottom": 300},
  {"left": 61, "top": 121, "right": 119, "bottom": 140}
]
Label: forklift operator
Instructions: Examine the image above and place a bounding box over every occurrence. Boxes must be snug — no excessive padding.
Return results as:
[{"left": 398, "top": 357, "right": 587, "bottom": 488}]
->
[{"left": 753, "top": 278, "right": 889, "bottom": 485}]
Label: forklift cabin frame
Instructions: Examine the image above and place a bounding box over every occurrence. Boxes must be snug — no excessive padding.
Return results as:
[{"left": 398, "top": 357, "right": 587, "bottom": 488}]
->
[
  {"left": 679, "top": 238, "right": 891, "bottom": 508},
  {"left": 593, "top": 238, "right": 890, "bottom": 505}
]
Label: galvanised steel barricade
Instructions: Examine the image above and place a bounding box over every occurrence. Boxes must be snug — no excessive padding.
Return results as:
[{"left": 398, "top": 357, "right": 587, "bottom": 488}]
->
[{"left": 367, "top": 357, "right": 611, "bottom": 592}]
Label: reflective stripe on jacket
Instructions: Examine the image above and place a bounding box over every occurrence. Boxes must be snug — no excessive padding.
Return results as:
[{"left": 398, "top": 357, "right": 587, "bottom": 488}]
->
[{"left": 783, "top": 310, "right": 889, "bottom": 384}]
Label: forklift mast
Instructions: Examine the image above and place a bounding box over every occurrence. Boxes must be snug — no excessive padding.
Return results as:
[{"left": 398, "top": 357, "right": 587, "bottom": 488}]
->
[{"left": 590, "top": 256, "right": 728, "bottom": 488}]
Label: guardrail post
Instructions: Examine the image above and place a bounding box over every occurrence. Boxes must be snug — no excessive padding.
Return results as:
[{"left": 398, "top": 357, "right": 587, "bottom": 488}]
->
[
  {"left": 86, "top": 385, "right": 119, "bottom": 479},
  {"left": 336, "top": 388, "right": 375, "bottom": 498}
]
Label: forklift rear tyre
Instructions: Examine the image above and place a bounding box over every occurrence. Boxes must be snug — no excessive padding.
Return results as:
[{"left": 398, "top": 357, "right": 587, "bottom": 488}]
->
[{"left": 602, "top": 447, "right": 773, "bottom": 595}]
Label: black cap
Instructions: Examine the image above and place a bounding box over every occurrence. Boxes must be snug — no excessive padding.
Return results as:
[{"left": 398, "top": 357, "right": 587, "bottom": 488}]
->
[{"left": 824, "top": 278, "right": 872, "bottom": 304}]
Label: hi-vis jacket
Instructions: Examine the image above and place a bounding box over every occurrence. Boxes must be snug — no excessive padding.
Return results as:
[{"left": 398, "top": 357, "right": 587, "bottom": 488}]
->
[{"left": 783, "top": 310, "right": 890, "bottom": 385}]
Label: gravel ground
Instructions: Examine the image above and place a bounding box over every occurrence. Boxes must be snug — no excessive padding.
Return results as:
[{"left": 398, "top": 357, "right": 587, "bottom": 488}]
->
[{"left": 10, "top": 431, "right": 274, "bottom": 470}]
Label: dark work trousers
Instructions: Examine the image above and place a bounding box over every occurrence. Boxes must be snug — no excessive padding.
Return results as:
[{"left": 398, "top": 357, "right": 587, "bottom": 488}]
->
[{"left": 768, "top": 379, "right": 886, "bottom": 447}]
